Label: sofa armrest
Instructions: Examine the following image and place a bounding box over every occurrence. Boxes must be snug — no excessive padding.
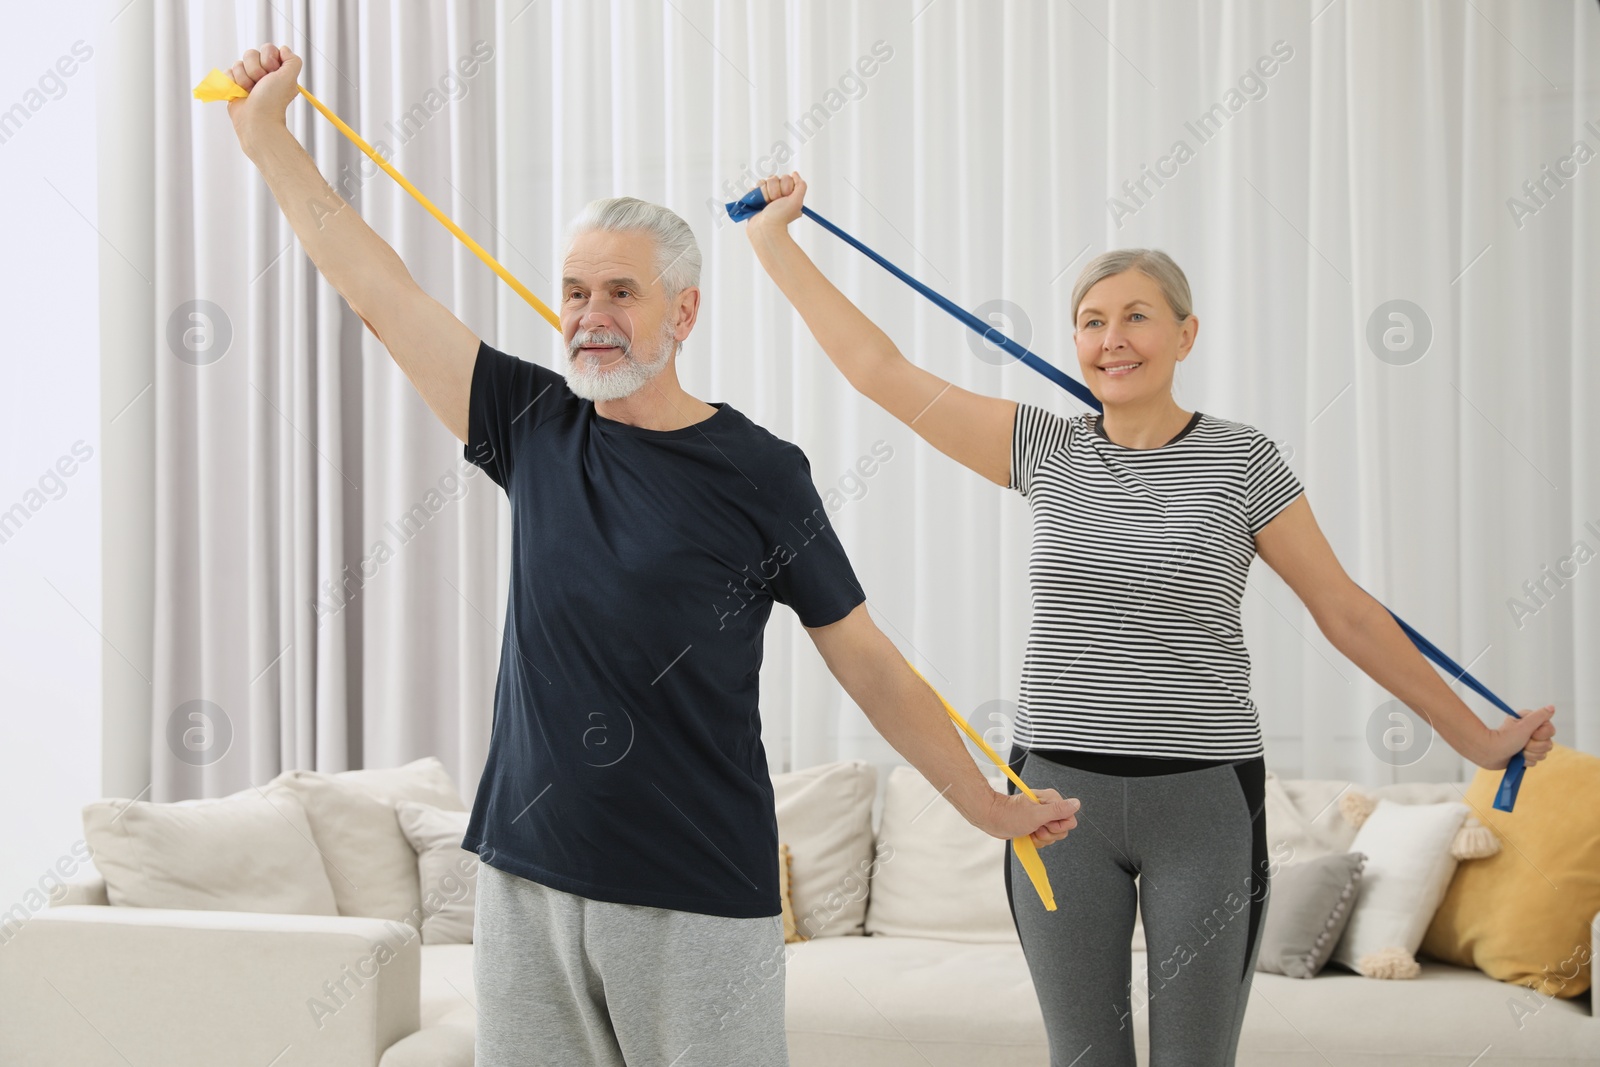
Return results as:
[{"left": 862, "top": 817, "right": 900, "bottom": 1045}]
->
[
  {"left": 0, "top": 905, "right": 421, "bottom": 1067},
  {"left": 1592, "top": 910, "right": 1600, "bottom": 1019},
  {"left": 50, "top": 873, "right": 109, "bottom": 907}
]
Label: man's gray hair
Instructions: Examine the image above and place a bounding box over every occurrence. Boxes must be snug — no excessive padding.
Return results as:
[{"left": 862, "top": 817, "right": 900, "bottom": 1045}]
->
[{"left": 564, "top": 196, "right": 702, "bottom": 298}]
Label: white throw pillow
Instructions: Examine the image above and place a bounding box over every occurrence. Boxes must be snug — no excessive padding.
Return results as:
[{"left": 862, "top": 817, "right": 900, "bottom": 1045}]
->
[
  {"left": 1330, "top": 798, "right": 1468, "bottom": 975},
  {"left": 396, "top": 801, "right": 476, "bottom": 944},
  {"left": 865, "top": 766, "right": 1016, "bottom": 943},
  {"left": 269, "top": 756, "right": 470, "bottom": 928},
  {"left": 81, "top": 786, "right": 338, "bottom": 915},
  {"left": 772, "top": 759, "right": 878, "bottom": 938}
]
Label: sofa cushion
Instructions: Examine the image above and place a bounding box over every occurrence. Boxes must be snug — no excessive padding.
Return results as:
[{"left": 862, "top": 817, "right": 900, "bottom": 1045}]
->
[
  {"left": 1255, "top": 852, "right": 1366, "bottom": 978},
  {"left": 81, "top": 786, "right": 338, "bottom": 915},
  {"left": 772, "top": 760, "right": 878, "bottom": 938},
  {"left": 1264, "top": 771, "right": 1345, "bottom": 863},
  {"left": 418, "top": 942, "right": 477, "bottom": 1030},
  {"left": 396, "top": 802, "right": 476, "bottom": 944},
  {"left": 1233, "top": 951, "right": 1598, "bottom": 1063},
  {"left": 336, "top": 757, "right": 468, "bottom": 812},
  {"left": 271, "top": 757, "right": 470, "bottom": 928},
  {"left": 785, "top": 934, "right": 1048, "bottom": 1062},
  {"left": 1330, "top": 799, "right": 1467, "bottom": 976},
  {"left": 378, "top": 1022, "right": 474, "bottom": 1067},
  {"left": 784, "top": 933, "right": 1599, "bottom": 1065},
  {"left": 386, "top": 943, "right": 477, "bottom": 1067},
  {"left": 865, "top": 766, "right": 1015, "bottom": 943},
  {"left": 1422, "top": 743, "right": 1600, "bottom": 999}
]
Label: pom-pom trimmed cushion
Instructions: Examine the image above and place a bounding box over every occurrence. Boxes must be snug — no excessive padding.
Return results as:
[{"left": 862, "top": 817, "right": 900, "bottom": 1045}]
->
[
  {"left": 1421, "top": 744, "right": 1600, "bottom": 999},
  {"left": 1272, "top": 776, "right": 1462, "bottom": 856},
  {"left": 1330, "top": 798, "right": 1468, "bottom": 978},
  {"left": 1358, "top": 945, "right": 1421, "bottom": 979},
  {"left": 1255, "top": 852, "right": 1366, "bottom": 978},
  {"left": 1340, "top": 786, "right": 1500, "bottom": 860}
]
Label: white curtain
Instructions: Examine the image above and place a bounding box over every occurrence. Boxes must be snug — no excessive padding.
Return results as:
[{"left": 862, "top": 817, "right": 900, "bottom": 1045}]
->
[{"left": 102, "top": 0, "right": 1599, "bottom": 803}]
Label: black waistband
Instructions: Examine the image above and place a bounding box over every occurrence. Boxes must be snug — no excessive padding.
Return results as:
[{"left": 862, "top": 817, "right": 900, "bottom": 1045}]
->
[{"left": 1018, "top": 746, "right": 1258, "bottom": 778}]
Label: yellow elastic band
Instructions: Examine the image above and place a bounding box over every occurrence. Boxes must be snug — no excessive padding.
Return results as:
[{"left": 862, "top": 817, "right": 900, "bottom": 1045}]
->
[
  {"left": 193, "top": 69, "right": 560, "bottom": 330},
  {"left": 194, "top": 63, "right": 1058, "bottom": 913},
  {"left": 904, "top": 661, "right": 1057, "bottom": 912}
]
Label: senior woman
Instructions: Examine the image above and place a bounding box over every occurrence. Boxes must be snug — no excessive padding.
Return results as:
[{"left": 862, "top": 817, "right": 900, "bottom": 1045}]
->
[{"left": 742, "top": 172, "right": 1556, "bottom": 1066}]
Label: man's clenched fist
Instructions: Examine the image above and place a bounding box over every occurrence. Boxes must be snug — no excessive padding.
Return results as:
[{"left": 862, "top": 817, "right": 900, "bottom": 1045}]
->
[{"left": 224, "top": 43, "right": 302, "bottom": 138}]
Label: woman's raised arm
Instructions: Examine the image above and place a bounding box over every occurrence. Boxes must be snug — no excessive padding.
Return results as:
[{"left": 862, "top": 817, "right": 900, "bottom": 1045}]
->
[{"left": 745, "top": 173, "right": 1016, "bottom": 488}]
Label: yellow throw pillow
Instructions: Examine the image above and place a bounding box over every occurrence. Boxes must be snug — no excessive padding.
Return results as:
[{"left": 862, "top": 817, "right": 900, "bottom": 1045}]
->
[
  {"left": 1421, "top": 744, "right": 1600, "bottom": 998},
  {"left": 779, "top": 842, "right": 801, "bottom": 943}
]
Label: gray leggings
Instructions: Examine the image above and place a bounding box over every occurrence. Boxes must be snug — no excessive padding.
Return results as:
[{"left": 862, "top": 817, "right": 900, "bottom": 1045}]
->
[{"left": 1004, "top": 746, "right": 1269, "bottom": 1067}]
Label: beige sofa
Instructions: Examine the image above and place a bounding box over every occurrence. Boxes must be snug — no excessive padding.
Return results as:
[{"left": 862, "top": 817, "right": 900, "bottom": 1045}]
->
[{"left": 3, "top": 759, "right": 1597, "bottom": 1066}]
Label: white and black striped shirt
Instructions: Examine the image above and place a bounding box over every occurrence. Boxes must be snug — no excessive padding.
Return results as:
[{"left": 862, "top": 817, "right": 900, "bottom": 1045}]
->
[{"left": 1009, "top": 404, "right": 1304, "bottom": 761}]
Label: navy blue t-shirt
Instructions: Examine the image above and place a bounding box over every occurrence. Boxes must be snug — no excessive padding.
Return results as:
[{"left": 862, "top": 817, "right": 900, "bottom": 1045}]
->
[{"left": 459, "top": 339, "right": 865, "bottom": 918}]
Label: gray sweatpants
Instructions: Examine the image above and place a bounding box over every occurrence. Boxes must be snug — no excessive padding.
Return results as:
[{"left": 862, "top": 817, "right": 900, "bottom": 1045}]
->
[
  {"left": 1005, "top": 748, "right": 1271, "bottom": 1067},
  {"left": 473, "top": 860, "right": 789, "bottom": 1067}
]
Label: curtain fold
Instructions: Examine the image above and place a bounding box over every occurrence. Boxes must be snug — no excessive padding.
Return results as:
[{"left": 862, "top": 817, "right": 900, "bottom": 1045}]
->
[{"left": 107, "top": 0, "right": 1598, "bottom": 803}]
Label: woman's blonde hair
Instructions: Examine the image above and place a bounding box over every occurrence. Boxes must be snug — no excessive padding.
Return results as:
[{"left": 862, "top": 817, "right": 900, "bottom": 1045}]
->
[{"left": 1070, "top": 249, "right": 1193, "bottom": 327}]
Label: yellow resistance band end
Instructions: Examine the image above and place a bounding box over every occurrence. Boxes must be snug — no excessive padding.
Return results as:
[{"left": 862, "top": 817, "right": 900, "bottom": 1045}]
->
[
  {"left": 1012, "top": 836, "right": 1057, "bottom": 911},
  {"left": 194, "top": 69, "right": 247, "bottom": 102}
]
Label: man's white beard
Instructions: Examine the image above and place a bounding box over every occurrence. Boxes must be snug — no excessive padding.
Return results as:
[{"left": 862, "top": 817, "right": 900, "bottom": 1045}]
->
[{"left": 563, "top": 324, "right": 675, "bottom": 402}]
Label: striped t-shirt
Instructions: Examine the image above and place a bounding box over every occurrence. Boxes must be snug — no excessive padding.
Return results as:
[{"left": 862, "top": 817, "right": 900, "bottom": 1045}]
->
[{"left": 1008, "top": 404, "right": 1304, "bottom": 761}]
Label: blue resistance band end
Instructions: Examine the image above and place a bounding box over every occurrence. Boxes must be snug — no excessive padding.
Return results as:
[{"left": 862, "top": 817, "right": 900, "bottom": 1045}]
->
[
  {"left": 1492, "top": 752, "right": 1526, "bottom": 813},
  {"left": 726, "top": 187, "right": 769, "bottom": 222},
  {"left": 1385, "top": 607, "right": 1525, "bottom": 813}
]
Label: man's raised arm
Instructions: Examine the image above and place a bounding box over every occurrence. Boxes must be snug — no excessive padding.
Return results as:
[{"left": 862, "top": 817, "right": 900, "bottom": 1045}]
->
[{"left": 226, "top": 43, "right": 480, "bottom": 443}]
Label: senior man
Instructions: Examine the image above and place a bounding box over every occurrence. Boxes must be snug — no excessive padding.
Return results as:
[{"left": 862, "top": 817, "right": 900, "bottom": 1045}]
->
[{"left": 226, "top": 43, "right": 1079, "bottom": 1067}]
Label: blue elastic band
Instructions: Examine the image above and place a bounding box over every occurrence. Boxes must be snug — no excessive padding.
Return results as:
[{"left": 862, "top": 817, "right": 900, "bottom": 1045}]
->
[
  {"left": 728, "top": 188, "right": 1102, "bottom": 410},
  {"left": 728, "top": 186, "right": 1527, "bottom": 812},
  {"left": 1385, "top": 610, "right": 1525, "bottom": 811}
]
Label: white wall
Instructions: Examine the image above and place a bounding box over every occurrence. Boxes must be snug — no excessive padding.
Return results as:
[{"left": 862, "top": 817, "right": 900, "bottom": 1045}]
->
[{"left": 0, "top": 0, "right": 103, "bottom": 912}]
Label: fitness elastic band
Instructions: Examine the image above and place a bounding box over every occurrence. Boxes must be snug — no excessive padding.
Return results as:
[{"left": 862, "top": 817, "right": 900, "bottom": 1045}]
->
[
  {"left": 907, "top": 661, "right": 1056, "bottom": 911},
  {"left": 193, "top": 68, "right": 1063, "bottom": 905},
  {"left": 725, "top": 185, "right": 1527, "bottom": 813},
  {"left": 193, "top": 69, "right": 559, "bottom": 329}
]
